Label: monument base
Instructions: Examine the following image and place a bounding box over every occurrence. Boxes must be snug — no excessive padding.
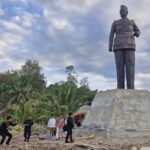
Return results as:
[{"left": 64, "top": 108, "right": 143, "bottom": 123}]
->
[{"left": 82, "top": 89, "right": 150, "bottom": 138}]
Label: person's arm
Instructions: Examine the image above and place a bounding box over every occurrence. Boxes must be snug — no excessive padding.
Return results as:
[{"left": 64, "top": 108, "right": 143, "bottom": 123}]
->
[
  {"left": 133, "top": 21, "right": 140, "bottom": 38},
  {"left": 72, "top": 117, "right": 75, "bottom": 128},
  {"left": 61, "top": 119, "right": 65, "bottom": 128},
  {"left": 30, "top": 120, "right": 34, "bottom": 126},
  {"left": 24, "top": 120, "right": 29, "bottom": 126},
  {"left": 0, "top": 122, "right": 6, "bottom": 130},
  {"left": 9, "top": 121, "right": 17, "bottom": 126},
  {"left": 47, "top": 119, "right": 50, "bottom": 127},
  {"left": 109, "top": 21, "right": 116, "bottom": 52}
]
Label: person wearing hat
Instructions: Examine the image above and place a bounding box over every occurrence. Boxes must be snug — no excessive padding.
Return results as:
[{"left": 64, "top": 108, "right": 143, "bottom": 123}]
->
[{"left": 109, "top": 5, "right": 140, "bottom": 89}]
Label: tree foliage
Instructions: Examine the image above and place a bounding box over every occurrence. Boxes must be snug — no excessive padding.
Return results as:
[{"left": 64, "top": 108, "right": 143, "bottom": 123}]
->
[
  {"left": 65, "top": 65, "right": 78, "bottom": 84},
  {"left": 0, "top": 61, "right": 97, "bottom": 123}
]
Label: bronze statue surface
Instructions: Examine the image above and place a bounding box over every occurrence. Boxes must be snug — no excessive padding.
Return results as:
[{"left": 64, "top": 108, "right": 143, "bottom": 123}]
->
[{"left": 109, "top": 5, "right": 140, "bottom": 89}]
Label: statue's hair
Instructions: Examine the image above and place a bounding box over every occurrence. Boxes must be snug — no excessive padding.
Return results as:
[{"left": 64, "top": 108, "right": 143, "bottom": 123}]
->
[{"left": 120, "top": 5, "right": 128, "bottom": 10}]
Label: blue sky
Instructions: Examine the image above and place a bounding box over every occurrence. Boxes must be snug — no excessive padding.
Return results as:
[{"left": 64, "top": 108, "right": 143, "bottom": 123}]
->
[{"left": 0, "top": 0, "right": 150, "bottom": 90}]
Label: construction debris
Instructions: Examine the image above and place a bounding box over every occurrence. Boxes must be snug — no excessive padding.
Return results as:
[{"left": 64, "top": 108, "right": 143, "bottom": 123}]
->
[
  {"left": 131, "top": 146, "right": 137, "bottom": 150},
  {"left": 0, "top": 128, "right": 150, "bottom": 150},
  {"left": 75, "top": 143, "right": 100, "bottom": 149},
  {"left": 140, "top": 147, "right": 150, "bottom": 150}
]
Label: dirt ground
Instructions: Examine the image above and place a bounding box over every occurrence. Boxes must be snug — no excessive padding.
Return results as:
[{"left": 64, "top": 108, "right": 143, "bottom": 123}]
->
[{"left": 1, "top": 129, "right": 150, "bottom": 150}]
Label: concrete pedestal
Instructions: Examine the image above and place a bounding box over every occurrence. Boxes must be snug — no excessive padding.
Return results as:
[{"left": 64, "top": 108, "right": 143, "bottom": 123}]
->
[{"left": 82, "top": 89, "right": 150, "bottom": 138}]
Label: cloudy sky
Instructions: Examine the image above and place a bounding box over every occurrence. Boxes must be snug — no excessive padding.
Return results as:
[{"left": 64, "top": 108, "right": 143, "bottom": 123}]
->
[{"left": 0, "top": 0, "right": 150, "bottom": 90}]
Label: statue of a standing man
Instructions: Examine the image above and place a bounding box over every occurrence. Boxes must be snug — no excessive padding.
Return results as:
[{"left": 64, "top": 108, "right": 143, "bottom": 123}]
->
[{"left": 109, "top": 5, "right": 140, "bottom": 89}]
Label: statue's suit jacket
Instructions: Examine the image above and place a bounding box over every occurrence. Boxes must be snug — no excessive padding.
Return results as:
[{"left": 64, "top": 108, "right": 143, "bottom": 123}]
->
[{"left": 109, "top": 18, "right": 140, "bottom": 51}]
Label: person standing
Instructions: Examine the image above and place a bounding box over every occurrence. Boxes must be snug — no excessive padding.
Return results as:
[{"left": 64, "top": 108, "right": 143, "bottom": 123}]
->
[
  {"left": 23, "top": 115, "right": 34, "bottom": 142},
  {"left": 65, "top": 112, "right": 74, "bottom": 143},
  {"left": 56, "top": 115, "right": 64, "bottom": 140},
  {"left": 47, "top": 115, "right": 56, "bottom": 137},
  {"left": 109, "top": 5, "right": 140, "bottom": 89},
  {"left": 0, "top": 116, "right": 17, "bottom": 145}
]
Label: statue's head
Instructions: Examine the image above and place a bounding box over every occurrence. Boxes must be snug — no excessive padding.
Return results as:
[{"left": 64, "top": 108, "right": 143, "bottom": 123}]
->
[{"left": 120, "top": 5, "right": 128, "bottom": 18}]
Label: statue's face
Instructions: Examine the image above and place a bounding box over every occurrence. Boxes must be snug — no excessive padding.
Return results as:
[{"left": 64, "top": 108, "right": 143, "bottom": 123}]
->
[{"left": 120, "top": 8, "right": 128, "bottom": 18}]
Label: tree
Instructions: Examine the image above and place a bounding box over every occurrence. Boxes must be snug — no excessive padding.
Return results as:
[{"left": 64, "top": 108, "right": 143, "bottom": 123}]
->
[
  {"left": 0, "top": 60, "right": 97, "bottom": 123},
  {"left": 0, "top": 71, "right": 15, "bottom": 102},
  {"left": 80, "top": 77, "right": 89, "bottom": 88},
  {"left": 0, "top": 71, "right": 32, "bottom": 115},
  {"left": 21, "top": 60, "right": 46, "bottom": 93},
  {"left": 46, "top": 80, "right": 97, "bottom": 115},
  {"left": 0, "top": 59, "right": 46, "bottom": 119},
  {"left": 65, "top": 66, "right": 78, "bottom": 84}
]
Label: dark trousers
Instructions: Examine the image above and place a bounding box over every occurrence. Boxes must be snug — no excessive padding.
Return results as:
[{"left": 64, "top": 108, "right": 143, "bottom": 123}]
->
[
  {"left": 24, "top": 130, "right": 31, "bottom": 141},
  {"left": 114, "top": 50, "right": 135, "bottom": 89},
  {"left": 0, "top": 130, "right": 12, "bottom": 145},
  {"left": 65, "top": 128, "right": 73, "bottom": 142}
]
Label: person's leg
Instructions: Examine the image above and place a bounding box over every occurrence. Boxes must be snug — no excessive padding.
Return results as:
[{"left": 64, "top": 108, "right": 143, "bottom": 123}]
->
[
  {"left": 24, "top": 130, "right": 27, "bottom": 141},
  {"left": 0, "top": 132, "right": 6, "bottom": 145},
  {"left": 65, "top": 130, "right": 69, "bottom": 143},
  {"left": 49, "top": 128, "right": 53, "bottom": 136},
  {"left": 59, "top": 128, "right": 62, "bottom": 138},
  {"left": 125, "top": 50, "right": 135, "bottom": 89},
  {"left": 67, "top": 128, "right": 73, "bottom": 142},
  {"left": 114, "top": 51, "right": 125, "bottom": 89},
  {"left": 70, "top": 129, "right": 73, "bottom": 142},
  {"left": 51, "top": 128, "right": 54, "bottom": 136},
  {"left": 52, "top": 128, "right": 56, "bottom": 136},
  {"left": 48, "top": 127, "right": 51, "bottom": 135},
  {"left": 56, "top": 128, "right": 59, "bottom": 139},
  {"left": 5, "top": 131, "right": 12, "bottom": 145},
  {"left": 27, "top": 131, "right": 31, "bottom": 142},
  {"left": 54, "top": 128, "right": 56, "bottom": 136}
]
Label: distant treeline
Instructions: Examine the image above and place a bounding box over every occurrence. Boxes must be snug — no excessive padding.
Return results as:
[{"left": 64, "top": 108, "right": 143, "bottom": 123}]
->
[{"left": 0, "top": 60, "right": 97, "bottom": 123}]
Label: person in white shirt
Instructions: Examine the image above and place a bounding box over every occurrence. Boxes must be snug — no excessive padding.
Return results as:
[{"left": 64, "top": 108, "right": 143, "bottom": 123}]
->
[{"left": 47, "top": 115, "right": 56, "bottom": 137}]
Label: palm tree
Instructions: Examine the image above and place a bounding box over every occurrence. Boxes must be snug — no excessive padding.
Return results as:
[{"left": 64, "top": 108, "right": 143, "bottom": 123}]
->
[{"left": 0, "top": 71, "right": 32, "bottom": 115}]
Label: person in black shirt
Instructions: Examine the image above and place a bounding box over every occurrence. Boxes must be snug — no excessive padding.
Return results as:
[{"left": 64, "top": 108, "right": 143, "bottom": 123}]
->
[
  {"left": 23, "top": 115, "right": 34, "bottom": 142},
  {"left": 0, "top": 116, "right": 17, "bottom": 145},
  {"left": 65, "top": 112, "right": 74, "bottom": 143}
]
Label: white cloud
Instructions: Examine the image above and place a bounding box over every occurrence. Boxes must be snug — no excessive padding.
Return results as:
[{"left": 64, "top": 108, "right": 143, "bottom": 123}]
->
[
  {"left": 135, "top": 73, "right": 150, "bottom": 90},
  {"left": 1, "top": 20, "right": 30, "bottom": 35},
  {"left": 52, "top": 18, "right": 72, "bottom": 30},
  {"left": 1, "top": 0, "right": 150, "bottom": 90},
  {"left": 56, "top": 0, "right": 101, "bottom": 14},
  {"left": 11, "top": 12, "right": 36, "bottom": 28},
  {"left": 44, "top": 69, "right": 66, "bottom": 85},
  {"left": 0, "top": 8, "right": 5, "bottom": 16},
  {"left": 78, "top": 72, "right": 116, "bottom": 90},
  {"left": 0, "top": 32, "right": 23, "bottom": 51},
  {"left": 43, "top": 8, "right": 74, "bottom": 31},
  {"left": 38, "top": 0, "right": 101, "bottom": 14},
  {"left": 21, "top": 12, "right": 37, "bottom": 28},
  {"left": 12, "top": 16, "right": 21, "bottom": 22},
  {"left": 0, "top": 17, "right": 31, "bottom": 53}
]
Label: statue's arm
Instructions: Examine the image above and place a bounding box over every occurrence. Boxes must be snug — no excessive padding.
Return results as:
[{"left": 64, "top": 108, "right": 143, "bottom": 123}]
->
[
  {"left": 133, "top": 21, "right": 140, "bottom": 38},
  {"left": 109, "top": 21, "right": 116, "bottom": 52}
]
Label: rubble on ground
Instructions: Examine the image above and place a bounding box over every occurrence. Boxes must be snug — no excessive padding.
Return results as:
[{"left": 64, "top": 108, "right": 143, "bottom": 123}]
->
[{"left": 1, "top": 128, "right": 150, "bottom": 150}]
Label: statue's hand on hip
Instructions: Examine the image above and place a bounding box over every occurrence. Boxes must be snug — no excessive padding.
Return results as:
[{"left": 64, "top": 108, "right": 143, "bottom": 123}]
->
[{"left": 133, "top": 32, "right": 140, "bottom": 38}]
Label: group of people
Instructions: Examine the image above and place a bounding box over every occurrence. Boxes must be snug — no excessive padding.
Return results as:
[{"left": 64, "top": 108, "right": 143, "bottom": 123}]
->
[
  {"left": 47, "top": 112, "right": 74, "bottom": 143},
  {"left": 0, "top": 115, "right": 34, "bottom": 145},
  {"left": 0, "top": 112, "right": 75, "bottom": 146}
]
